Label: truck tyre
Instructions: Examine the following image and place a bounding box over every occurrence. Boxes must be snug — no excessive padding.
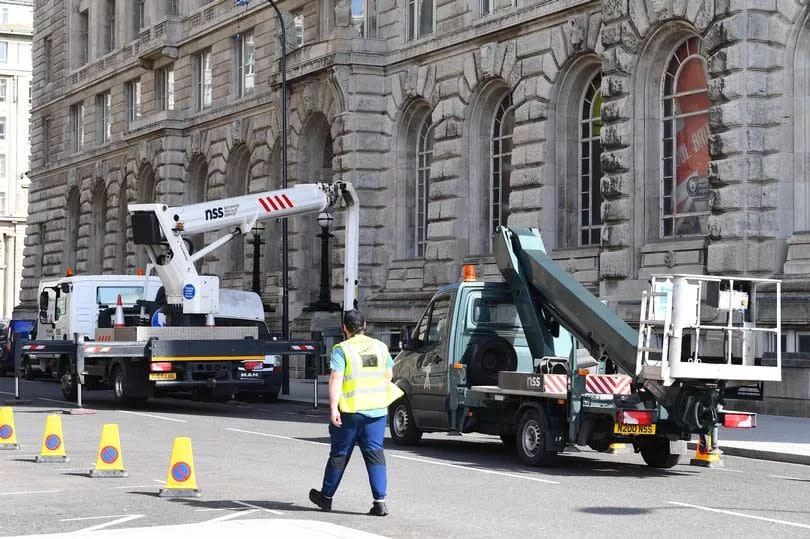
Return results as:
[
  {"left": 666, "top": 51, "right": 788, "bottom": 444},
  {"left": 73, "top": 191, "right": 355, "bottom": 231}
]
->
[
  {"left": 516, "top": 408, "right": 557, "bottom": 466},
  {"left": 58, "top": 361, "right": 77, "bottom": 402},
  {"left": 639, "top": 437, "right": 680, "bottom": 469},
  {"left": 389, "top": 398, "right": 422, "bottom": 445},
  {"left": 22, "top": 358, "right": 35, "bottom": 380},
  {"left": 112, "top": 364, "right": 148, "bottom": 403},
  {"left": 466, "top": 337, "right": 517, "bottom": 386}
]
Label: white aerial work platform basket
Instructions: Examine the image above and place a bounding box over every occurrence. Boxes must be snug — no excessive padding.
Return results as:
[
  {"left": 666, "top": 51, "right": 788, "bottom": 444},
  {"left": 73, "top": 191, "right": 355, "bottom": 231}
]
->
[{"left": 636, "top": 274, "right": 781, "bottom": 386}]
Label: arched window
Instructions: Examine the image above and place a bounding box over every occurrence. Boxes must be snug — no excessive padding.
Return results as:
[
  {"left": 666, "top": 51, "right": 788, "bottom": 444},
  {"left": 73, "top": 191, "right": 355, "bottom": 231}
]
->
[
  {"left": 89, "top": 182, "right": 107, "bottom": 273},
  {"left": 115, "top": 177, "right": 128, "bottom": 273},
  {"left": 225, "top": 145, "right": 250, "bottom": 275},
  {"left": 185, "top": 155, "right": 208, "bottom": 266},
  {"left": 661, "top": 36, "right": 710, "bottom": 238},
  {"left": 65, "top": 188, "right": 80, "bottom": 273},
  {"left": 415, "top": 115, "right": 433, "bottom": 257},
  {"left": 136, "top": 165, "right": 156, "bottom": 270},
  {"left": 490, "top": 93, "right": 514, "bottom": 237},
  {"left": 264, "top": 142, "right": 283, "bottom": 274},
  {"left": 580, "top": 74, "right": 603, "bottom": 246}
]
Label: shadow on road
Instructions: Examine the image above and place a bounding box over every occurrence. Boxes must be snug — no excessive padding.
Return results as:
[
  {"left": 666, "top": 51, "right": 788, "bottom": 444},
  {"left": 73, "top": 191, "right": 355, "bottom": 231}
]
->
[{"left": 168, "top": 498, "right": 369, "bottom": 516}]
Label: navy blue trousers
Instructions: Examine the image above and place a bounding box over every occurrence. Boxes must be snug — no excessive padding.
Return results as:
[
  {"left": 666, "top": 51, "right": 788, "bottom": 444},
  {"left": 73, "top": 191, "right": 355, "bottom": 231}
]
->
[{"left": 321, "top": 413, "right": 387, "bottom": 500}]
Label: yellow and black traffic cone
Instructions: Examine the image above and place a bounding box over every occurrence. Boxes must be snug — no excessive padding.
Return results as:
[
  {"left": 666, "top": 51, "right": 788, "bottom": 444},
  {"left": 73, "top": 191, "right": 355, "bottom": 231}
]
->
[
  {"left": 0, "top": 407, "right": 19, "bottom": 450},
  {"left": 89, "top": 424, "right": 128, "bottom": 478},
  {"left": 690, "top": 434, "right": 723, "bottom": 468},
  {"left": 159, "top": 437, "right": 201, "bottom": 497}
]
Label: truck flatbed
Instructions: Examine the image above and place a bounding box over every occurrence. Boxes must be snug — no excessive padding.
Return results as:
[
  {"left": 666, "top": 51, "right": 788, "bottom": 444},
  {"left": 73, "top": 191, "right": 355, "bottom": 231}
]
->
[{"left": 470, "top": 385, "right": 567, "bottom": 400}]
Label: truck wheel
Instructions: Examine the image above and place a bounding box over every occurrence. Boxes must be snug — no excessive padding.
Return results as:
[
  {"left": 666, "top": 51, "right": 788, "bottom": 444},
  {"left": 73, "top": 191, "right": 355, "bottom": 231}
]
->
[
  {"left": 112, "top": 364, "right": 148, "bottom": 403},
  {"left": 389, "top": 399, "right": 422, "bottom": 445},
  {"left": 22, "top": 359, "right": 35, "bottom": 380},
  {"left": 639, "top": 437, "right": 680, "bottom": 469},
  {"left": 58, "top": 363, "right": 77, "bottom": 402},
  {"left": 516, "top": 408, "right": 557, "bottom": 466}
]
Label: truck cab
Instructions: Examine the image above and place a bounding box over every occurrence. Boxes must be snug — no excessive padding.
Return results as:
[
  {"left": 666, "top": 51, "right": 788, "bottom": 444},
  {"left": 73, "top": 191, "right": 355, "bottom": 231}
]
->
[{"left": 392, "top": 279, "right": 575, "bottom": 437}]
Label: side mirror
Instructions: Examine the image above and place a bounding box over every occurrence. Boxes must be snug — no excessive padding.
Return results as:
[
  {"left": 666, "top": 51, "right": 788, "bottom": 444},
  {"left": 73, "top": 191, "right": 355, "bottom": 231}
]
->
[
  {"left": 39, "top": 290, "right": 49, "bottom": 311},
  {"left": 400, "top": 325, "right": 414, "bottom": 351}
]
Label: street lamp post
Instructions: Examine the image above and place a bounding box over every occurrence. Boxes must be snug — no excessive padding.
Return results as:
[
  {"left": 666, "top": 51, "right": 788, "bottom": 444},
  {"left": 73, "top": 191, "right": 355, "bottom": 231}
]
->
[
  {"left": 248, "top": 222, "right": 266, "bottom": 295},
  {"left": 309, "top": 212, "right": 340, "bottom": 312}
]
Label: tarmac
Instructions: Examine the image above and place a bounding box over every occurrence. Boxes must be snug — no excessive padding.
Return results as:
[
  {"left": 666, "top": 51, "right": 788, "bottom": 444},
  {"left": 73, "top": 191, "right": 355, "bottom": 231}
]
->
[{"left": 280, "top": 378, "right": 810, "bottom": 466}]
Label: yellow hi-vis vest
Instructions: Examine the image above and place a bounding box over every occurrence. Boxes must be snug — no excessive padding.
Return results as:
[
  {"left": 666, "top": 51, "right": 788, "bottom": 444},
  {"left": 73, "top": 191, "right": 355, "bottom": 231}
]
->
[{"left": 336, "top": 334, "right": 390, "bottom": 413}]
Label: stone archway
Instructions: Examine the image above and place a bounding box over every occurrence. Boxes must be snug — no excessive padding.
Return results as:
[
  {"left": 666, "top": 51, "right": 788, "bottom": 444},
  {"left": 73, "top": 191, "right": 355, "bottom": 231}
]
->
[
  {"left": 296, "top": 112, "right": 334, "bottom": 305},
  {"left": 224, "top": 144, "right": 251, "bottom": 276},
  {"left": 64, "top": 188, "right": 80, "bottom": 273}
]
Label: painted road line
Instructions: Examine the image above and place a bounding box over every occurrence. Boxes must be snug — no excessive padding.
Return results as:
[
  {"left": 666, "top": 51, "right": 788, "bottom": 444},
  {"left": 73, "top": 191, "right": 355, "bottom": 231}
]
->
[
  {"left": 712, "top": 467, "right": 743, "bottom": 473},
  {"left": 668, "top": 502, "right": 810, "bottom": 530},
  {"left": 205, "top": 509, "right": 259, "bottom": 523},
  {"left": 118, "top": 410, "right": 187, "bottom": 423},
  {"left": 233, "top": 500, "right": 284, "bottom": 516},
  {"left": 390, "top": 455, "right": 560, "bottom": 484},
  {"left": 38, "top": 397, "right": 77, "bottom": 406},
  {"left": 0, "top": 391, "right": 17, "bottom": 395},
  {"left": 769, "top": 474, "right": 805, "bottom": 481},
  {"left": 226, "top": 427, "right": 328, "bottom": 447},
  {"left": 61, "top": 515, "right": 134, "bottom": 522},
  {"left": 0, "top": 490, "right": 63, "bottom": 496},
  {"left": 195, "top": 508, "right": 244, "bottom": 512},
  {"left": 114, "top": 485, "right": 160, "bottom": 489},
  {"left": 74, "top": 514, "right": 144, "bottom": 533},
  {"left": 153, "top": 479, "right": 166, "bottom": 484}
]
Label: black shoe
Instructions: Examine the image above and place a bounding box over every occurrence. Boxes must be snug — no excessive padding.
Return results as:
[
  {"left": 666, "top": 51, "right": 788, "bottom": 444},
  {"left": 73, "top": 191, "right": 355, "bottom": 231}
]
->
[
  {"left": 369, "top": 501, "right": 388, "bottom": 516},
  {"left": 309, "top": 489, "right": 332, "bottom": 511}
]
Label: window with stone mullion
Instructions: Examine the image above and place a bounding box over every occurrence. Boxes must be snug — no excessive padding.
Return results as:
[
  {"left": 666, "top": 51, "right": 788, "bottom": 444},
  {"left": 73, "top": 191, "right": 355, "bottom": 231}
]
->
[
  {"left": 580, "top": 73, "right": 603, "bottom": 246},
  {"left": 490, "top": 95, "right": 513, "bottom": 238},
  {"left": 407, "top": 0, "right": 434, "bottom": 41},
  {"left": 661, "top": 36, "right": 711, "bottom": 238},
  {"left": 415, "top": 116, "right": 433, "bottom": 258}
]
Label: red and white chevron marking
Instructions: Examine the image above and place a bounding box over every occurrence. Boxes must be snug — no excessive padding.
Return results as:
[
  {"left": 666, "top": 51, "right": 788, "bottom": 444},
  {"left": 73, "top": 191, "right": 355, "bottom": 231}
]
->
[
  {"left": 585, "top": 374, "right": 632, "bottom": 395},
  {"left": 259, "top": 193, "right": 296, "bottom": 213},
  {"left": 543, "top": 374, "right": 568, "bottom": 394},
  {"left": 22, "top": 345, "right": 46, "bottom": 351},
  {"left": 290, "top": 344, "right": 315, "bottom": 351},
  {"left": 85, "top": 346, "right": 112, "bottom": 354}
]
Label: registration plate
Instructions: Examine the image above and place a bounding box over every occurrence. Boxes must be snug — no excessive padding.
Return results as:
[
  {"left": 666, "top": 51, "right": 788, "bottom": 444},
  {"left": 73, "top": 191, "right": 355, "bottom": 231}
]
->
[
  {"left": 149, "top": 373, "right": 177, "bottom": 381},
  {"left": 613, "top": 423, "right": 656, "bottom": 435}
]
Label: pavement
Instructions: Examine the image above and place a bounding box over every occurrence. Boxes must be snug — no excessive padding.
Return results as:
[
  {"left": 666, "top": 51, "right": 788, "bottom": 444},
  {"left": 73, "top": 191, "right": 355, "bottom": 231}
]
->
[
  {"left": 281, "top": 376, "right": 810, "bottom": 466},
  {"left": 3, "top": 377, "right": 810, "bottom": 538}
]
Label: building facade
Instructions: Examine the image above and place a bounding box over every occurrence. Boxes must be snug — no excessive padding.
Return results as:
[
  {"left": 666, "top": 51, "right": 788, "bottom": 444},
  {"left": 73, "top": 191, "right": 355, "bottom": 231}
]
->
[
  {"left": 19, "top": 0, "right": 810, "bottom": 354},
  {"left": 0, "top": 0, "right": 30, "bottom": 321}
]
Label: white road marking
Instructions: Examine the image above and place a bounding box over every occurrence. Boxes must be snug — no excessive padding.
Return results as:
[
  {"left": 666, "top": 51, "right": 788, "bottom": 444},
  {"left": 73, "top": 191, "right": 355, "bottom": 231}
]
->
[
  {"left": 118, "top": 410, "right": 187, "bottom": 423},
  {"left": 60, "top": 515, "right": 133, "bottom": 522},
  {"left": 233, "top": 499, "right": 284, "bottom": 516},
  {"left": 0, "top": 391, "right": 18, "bottom": 395},
  {"left": 114, "top": 485, "right": 158, "bottom": 489},
  {"left": 38, "top": 397, "right": 76, "bottom": 406},
  {"left": 712, "top": 468, "right": 743, "bottom": 473},
  {"left": 0, "top": 490, "right": 63, "bottom": 496},
  {"left": 205, "top": 509, "right": 259, "bottom": 523},
  {"left": 668, "top": 501, "right": 810, "bottom": 530},
  {"left": 390, "top": 455, "right": 560, "bottom": 484},
  {"left": 195, "top": 508, "right": 244, "bottom": 512},
  {"left": 74, "top": 514, "right": 144, "bottom": 533},
  {"left": 56, "top": 468, "right": 91, "bottom": 472},
  {"left": 769, "top": 474, "right": 805, "bottom": 481},
  {"left": 225, "top": 427, "right": 328, "bottom": 446},
  {"left": 153, "top": 479, "right": 166, "bottom": 484}
]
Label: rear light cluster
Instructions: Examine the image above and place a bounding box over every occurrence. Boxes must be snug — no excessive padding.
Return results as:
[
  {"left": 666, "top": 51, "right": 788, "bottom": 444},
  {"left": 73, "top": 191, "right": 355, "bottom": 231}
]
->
[
  {"left": 617, "top": 411, "right": 654, "bottom": 426},
  {"left": 722, "top": 413, "right": 756, "bottom": 428},
  {"left": 150, "top": 362, "right": 173, "bottom": 372},
  {"left": 243, "top": 361, "right": 263, "bottom": 371}
]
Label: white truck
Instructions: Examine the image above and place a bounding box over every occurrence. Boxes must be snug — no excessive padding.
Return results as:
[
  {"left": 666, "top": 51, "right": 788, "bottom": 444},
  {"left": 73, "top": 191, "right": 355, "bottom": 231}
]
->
[{"left": 15, "top": 181, "right": 360, "bottom": 404}]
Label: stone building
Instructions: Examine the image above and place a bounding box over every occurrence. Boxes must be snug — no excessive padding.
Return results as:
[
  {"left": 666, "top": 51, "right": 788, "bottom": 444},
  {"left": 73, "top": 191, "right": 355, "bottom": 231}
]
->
[
  {"left": 18, "top": 0, "right": 810, "bottom": 356},
  {"left": 0, "top": 0, "right": 31, "bottom": 321}
]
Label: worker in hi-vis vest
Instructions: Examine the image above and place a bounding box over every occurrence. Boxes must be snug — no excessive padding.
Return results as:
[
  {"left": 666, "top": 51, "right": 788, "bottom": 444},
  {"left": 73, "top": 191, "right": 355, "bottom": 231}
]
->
[{"left": 310, "top": 309, "right": 401, "bottom": 517}]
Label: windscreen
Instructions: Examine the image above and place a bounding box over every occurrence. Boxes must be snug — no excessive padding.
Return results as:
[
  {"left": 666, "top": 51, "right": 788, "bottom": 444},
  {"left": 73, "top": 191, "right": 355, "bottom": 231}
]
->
[
  {"left": 96, "top": 287, "right": 144, "bottom": 306},
  {"left": 469, "top": 296, "right": 522, "bottom": 329}
]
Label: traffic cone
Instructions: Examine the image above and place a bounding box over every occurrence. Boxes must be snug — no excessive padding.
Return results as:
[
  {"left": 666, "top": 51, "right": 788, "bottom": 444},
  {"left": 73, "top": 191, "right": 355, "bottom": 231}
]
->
[
  {"left": 606, "top": 442, "right": 629, "bottom": 454},
  {"left": 35, "top": 414, "right": 69, "bottom": 463},
  {"left": 689, "top": 434, "right": 723, "bottom": 468},
  {"left": 0, "top": 407, "right": 19, "bottom": 450},
  {"left": 159, "top": 437, "right": 201, "bottom": 497},
  {"left": 89, "top": 424, "right": 128, "bottom": 478},
  {"left": 114, "top": 294, "right": 125, "bottom": 328},
  {"left": 205, "top": 313, "right": 215, "bottom": 327}
]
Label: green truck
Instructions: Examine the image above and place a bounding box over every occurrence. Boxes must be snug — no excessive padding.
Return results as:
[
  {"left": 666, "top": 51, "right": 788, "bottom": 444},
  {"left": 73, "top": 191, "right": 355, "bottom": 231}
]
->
[{"left": 389, "top": 227, "right": 781, "bottom": 468}]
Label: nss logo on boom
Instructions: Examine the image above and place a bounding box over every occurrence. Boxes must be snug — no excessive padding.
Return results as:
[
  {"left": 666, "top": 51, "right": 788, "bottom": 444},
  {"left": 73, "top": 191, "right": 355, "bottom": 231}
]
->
[{"left": 205, "top": 207, "right": 225, "bottom": 220}]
